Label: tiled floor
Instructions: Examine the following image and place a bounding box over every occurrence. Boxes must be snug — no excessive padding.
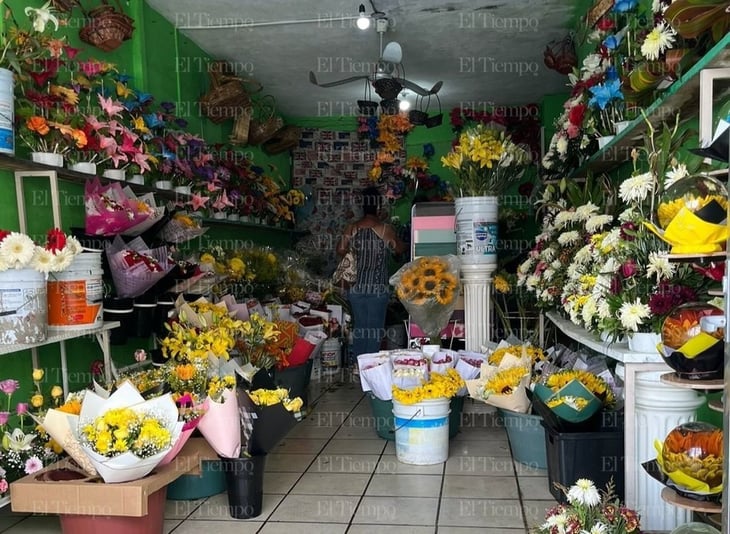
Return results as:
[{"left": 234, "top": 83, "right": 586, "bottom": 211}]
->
[{"left": 0, "top": 372, "right": 556, "bottom": 533}]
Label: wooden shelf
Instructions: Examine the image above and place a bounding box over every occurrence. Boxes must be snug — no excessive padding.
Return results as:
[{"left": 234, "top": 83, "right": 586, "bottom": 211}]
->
[
  {"left": 0, "top": 321, "right": 120, "bottom": 356},
  {"left": 572, "top": 33, "right": 730, "bottom": 177},
  {"left": 660, "top": 487, "right": 722, "bottom": 513},
  {"left": 545, "top": 311, "right": 665, "bottom": 364},
  {"left": 660, "top": 372, "right": 724, "bottom": 390},
  {"left": 708, "top": 398, "right": 723, "bottom": 413}
]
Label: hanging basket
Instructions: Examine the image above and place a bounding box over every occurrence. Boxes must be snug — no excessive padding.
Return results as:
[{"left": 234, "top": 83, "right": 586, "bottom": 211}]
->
[
  {"left": 200, "top": 61, "right": 262, "bottom": 124},
  {"left": 79, "top": 0, "right": 135, "bottom": 52},
  {"left": 262, "top": 125, "right": 302, "bottom": 155},
  {"left": 229, "top": 106, "right": 253, "bottom": 146},
  {"left": 248, "top": 95, "right": 284, "bottom": 146}
]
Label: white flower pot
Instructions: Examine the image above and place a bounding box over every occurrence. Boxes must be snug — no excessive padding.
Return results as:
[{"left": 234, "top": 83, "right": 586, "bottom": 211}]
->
[
  {"left": 31, "top": 152, "right": 63, "bottom": 167},
  {"left": 597, "top": 135, "right": 615, "bottom": 149},
  {"left": 240, "top": 215, "right": 249, "bottom": 223},
  {"left": 627, "top": 332, "right": 661, "bottom": 353},
  {"left": 68, "top": 162, "right": 97, "bottom": 174},
  {"left": 212, "top": 212, "right": 227, "bottom": 219},
  {"left": 127, "top": 174, "right": 145, "bottom": 185},
  {"left": 227, "top": 213, "right": 240, "bottom": 222},
  {"left": 103, "top": 168, "right": 126, "bottom": 181},
  {"left": 174, "top": 185, "right": 192, "bottom": 195},
  {"left": 155, "top": 180, "right": 173, "bottom": 190},
  {"left": 613, "top": 121, "right": 631, "bottom": 135}
]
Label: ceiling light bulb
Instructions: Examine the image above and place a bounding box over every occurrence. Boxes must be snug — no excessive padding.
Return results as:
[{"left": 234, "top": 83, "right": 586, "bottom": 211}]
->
[
  {"left": 356, "top": 4, "right": 370, "bottom": 30},
  {"left": 399, "top": 99, "right": 410, "bottom": 111}
]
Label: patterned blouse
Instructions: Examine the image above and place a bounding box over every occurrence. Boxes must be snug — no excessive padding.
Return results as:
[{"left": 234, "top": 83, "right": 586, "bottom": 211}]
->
[{"left": 351, "top": 227, "right": 388, "bottom": 294}]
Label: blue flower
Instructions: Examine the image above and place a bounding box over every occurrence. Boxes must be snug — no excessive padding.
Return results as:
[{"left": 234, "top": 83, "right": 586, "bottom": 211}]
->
[
  {"left": 423, "top": 143, "right": 435, "bottom": 158},
  {"left": 603, "top": 32, "right": 624, "bottom": 50},
  {"left": 612, "top": 0, "right": 637, "bottom": 12},
  {"left": 605, "top": 66, "right": 619, "bottom": 81},
  {"left": 144, "top": 113, "right": 164, "bottom": 129},
  {"left": 588, "top": 79, "right": 624, "bottom": 110}
]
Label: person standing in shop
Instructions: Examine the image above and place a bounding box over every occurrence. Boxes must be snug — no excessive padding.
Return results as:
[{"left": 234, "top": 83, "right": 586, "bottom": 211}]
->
[{"left": 336, "top": 186, "right": 406, "bottom": 371}]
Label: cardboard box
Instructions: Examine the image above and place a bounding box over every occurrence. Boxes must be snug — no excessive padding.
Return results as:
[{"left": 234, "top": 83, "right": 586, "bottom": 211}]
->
[{"left": 10, "top": 438, "right": 218, "bottom": 517}]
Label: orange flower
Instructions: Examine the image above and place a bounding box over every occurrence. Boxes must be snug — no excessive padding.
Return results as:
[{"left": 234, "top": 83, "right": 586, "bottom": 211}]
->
[
  {"left": 50, "top": 84, "right": 79, "bottom": 106},
  {"left": 27, "top": 116, "right": 50, "bottom": 136},
  {"left": 175, "top": 364, "right": 196, "bottom": 381},
  {"left": 57, "top": 398, "right": 82, "bottom": 415},
  {"left": 70, "top": 128, "right": 87, "bottom": 148}
]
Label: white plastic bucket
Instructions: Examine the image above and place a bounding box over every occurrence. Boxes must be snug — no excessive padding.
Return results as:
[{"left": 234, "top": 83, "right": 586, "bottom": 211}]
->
[
  {"left": 393, "top": 397, "right": 450, "bottom": 464},
  {"left": 68, "top": 162, "right": 97, "bottom": 174},
  {"left": 103, "top": 168, "right": 126, "bottom": 181},
  {"left": 47, "top": 252, "right": 104, "bottom": 331},
  {"left": 454, "top": 196, "right": 498, "bottom": 267},
  {"left": 0, "top": 268, "right": 47, "bottom": 344},
  {"left": 0, "top": 68, "right": 14, "bottom": 155},
  {"left": 31, "top": 152, "right": 63, "bottom": 167},
  {"left": 320, "top": 338, "right": 341, "bottom": 374}
]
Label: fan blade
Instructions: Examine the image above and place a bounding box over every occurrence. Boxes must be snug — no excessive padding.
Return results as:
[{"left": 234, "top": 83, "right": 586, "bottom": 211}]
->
[
  {"left": 396, "top": 78, "right": 443, "bottom": 96},
  {"left": 382, "top": 42, "right": 402, "bottom": 64},
  {"left": 309, "top": 71, "right": 369, "bottom": 88}
]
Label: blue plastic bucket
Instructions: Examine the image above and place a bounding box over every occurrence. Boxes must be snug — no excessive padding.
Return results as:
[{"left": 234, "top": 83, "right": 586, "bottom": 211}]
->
[{"left": 498, "top": 408, "right": 547, "bottom": 469}]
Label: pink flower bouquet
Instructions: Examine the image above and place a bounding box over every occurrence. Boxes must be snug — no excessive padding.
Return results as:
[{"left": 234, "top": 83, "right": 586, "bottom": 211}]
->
[{"left": 84, "top": 178, "right": 150, "bottom": 236}]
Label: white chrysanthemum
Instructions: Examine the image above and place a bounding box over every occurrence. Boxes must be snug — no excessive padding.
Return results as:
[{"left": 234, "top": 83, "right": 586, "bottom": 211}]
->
[
  {"left": 542, "top": 511, "right": 568, "bottom": 530},
  {"left": 0, "top": 232, "right": 36, "bottom": 269},
  {"left": 539, "top": 289, "right": 553, "bottom": 302},
  {"left": 567, "top": 478, "right": 601, "bottom": 507},
  {"left": 618, "top": 207, "right": 638, "bottom": 222},
  {"left": 575, "top": 202, "right": 600, "bottom": 221},
  {"left": 518, "top": 257, "right": 534, "bottom": 275},
  {"left": 556, "top": 137, "right": 568, "bottom": 155},
  {"left": 541, "top": 247, "right": 556, "bottom": 263},
  {"left": 646, "top": 251, "right": 675, "bottom": 282},
  {"left": 600, "top": 229, "right": 622, "bottom": 253},
  {"left": 574, "top": 244, "right": 593, "bottom": 265},
  {"left": 619, "top": 172, "right": 656, "bottom": 204},
  {"left": 550, "top": 259, "right": 562, "bottom": 270},
  {"left": 618, "top": 299, "right": 651, "bottom": 332},
  {"left": 582, "top": 297, "right": 598, "bottom": 327},
  {"left": 581, "top": 522, "right": 608, "bottom": 534},
  {"left": 602, "top": 256, "right": 620, "bottom": 274},
  {"left": 543, "top": 268, "right": 555, "bottom": 282},
  {"left": 553, "top": 211, "right": 577, "bottom": 230},
  {"left": 585, "top": 214, "right": 613, "bottom": 234},
  {"left": 30, "top": 248, "right": 55, "bottom": 274},
  {"left": 51, "top": 248, "right": 75, "bottom": 272},
  {"left": 557, "top": 231, "right": 581, "bottom": 246},
  {"left": 641, "top": 22, "right": 676, "bottom": 61},
  {"left": 566, "top": 263, "right": 581, "bottom": 281},
  {"left": 64, "top": 236, "right": 83, "bottom": 256},
  {"left": 597, "top": 299, "right": 612, "bottom": 320},
  {"left": 664, "top": 163, "right": 688, "bottom": 190},
  {"left": 526, "top": 275, "right": 539, "bottom": 289},
  {"left": 581, "top": 54, "right": 603, "bottom": 77},
  {"left": 580, "top": 135, "right": 591, "bottom": 149}
]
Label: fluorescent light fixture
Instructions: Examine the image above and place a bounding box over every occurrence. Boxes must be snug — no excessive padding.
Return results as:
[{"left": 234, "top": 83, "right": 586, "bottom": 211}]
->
[{"left": 356, "top": 4, "right": 370, "bottom": 30}]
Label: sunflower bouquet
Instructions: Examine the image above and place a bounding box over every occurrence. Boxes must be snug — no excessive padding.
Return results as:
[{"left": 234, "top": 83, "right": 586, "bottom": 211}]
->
[
  {"left": 534, "top": 369, "right": 617, "bottom": 424},
  {"left": 391, "top": 368, "right": 465, "bottom": 405},
  {"left": 390, "top": 255, "right": 461, "bottom": 342},
  {"left": 466, "top": 342, "right": 534, "bottom": 413}
]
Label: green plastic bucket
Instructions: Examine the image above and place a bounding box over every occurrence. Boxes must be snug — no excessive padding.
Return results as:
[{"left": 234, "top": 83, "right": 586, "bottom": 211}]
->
[
  {"left": 497, "top": 408, "right": 547, "bottom": 469},
  {"left": 166, "top": 460, "right": 226, "bottom": 500},
  {"left": 368, "top": 394, "right": 464, "bottom": 440}
]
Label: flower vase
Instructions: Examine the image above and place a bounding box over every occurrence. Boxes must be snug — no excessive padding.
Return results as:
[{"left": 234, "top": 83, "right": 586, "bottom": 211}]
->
[
  {"left": 627, "top": 332, "right": 661, "bottom": 353},
  {"left": 155, "top": 180, "right": 173, "bottom": 190},
  {"left": 102, "top": 168, "right": 126, "bottom": 181},
  {"left": 127, "top": 174, "right": 145, "bottom": 185},
  {"left": 227, "top": 213, "right": 240, "bottom": 222},
  {"left": 597, "top": 135, "right": 615, "bottom": 149},
  {"left": 174, "top": 185, "right": 192, "bottom": 195},
  {"left": 68, "top": 162, "right": 97, "bottom": 174},
  {"left": 240, "top": 215, "right": 250, "bottom": 223},
  {"left": 31, "top": 152, "right": 63, "bottom": 167}
]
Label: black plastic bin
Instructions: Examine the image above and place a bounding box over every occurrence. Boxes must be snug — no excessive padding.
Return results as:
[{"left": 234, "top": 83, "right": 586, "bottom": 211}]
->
[
  {"left": 103, "top": 297, "right": 134, "bottom": 345},
  {"left": 133, "top": 294, "right": 158, "bottom": 338},
  {"left": 543, "top": 416, "right": 624, "bottom": 503}
]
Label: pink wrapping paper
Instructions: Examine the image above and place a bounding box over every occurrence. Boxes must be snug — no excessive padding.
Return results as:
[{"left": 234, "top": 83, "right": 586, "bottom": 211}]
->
[
  {"left": 157, "top": 416, "right": 202, "bottom": 466},
  {"left": 197, "top": 388, "right": 241, "bottom": 458}
]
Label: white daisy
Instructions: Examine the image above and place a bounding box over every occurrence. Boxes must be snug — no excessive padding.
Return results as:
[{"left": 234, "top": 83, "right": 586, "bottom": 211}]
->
[
  {"left": 619, "top": 172, "right": 656, "bottom": 204},
  {"left": 30, "top": 248, "right": 54, "bottom": 274},
  {"left": 556, "top": 137, "right": 568, "bottom": 155},
  {"left": 567, "top": 478, "right": 601, "bottom": 506},
  {"left": 618, "top": 299, "right": 651, "bottom": 332},
  {"left": 581, "top": 521, "right": 608, "bottom": 534},
  {"left": 575, "top": 202, "right": 600, "bottom": 221},
  {"left": 646, "top": 251, "right": 675, "bottom": 282},
  {"left": 585, "top": 214, "right": 614, "bottom": 234},
  {"left": 664, "top": 163, "right": 688, "bottom": 190},
  {"left": 64, "top": 236, "right": 83, "bottom": 256},
  {"left": 51, "top": 248, "right": 75, "bottom": 272},
  {"left": 0, "top": 233, "right": 36, "bottom": 269},
  {"left": 557, "top": 231, "right": 581, "bottom": 246},
  {"left": 641, "top": 22, "right": 676, "bottom": 61}
]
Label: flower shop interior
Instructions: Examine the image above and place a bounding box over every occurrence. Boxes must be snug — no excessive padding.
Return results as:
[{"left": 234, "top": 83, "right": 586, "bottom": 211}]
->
[{"left": 0, "top": 0, "right": 729, "bottom": 533}]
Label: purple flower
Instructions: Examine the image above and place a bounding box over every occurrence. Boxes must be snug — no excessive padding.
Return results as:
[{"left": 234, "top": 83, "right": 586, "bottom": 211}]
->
[
  {"left": 620, "top": 222, "right": 637, "bottom": 241},
  {"left": 0, "top": 380, "right": 19, "bottom": 396},
  {"left": 160, "top": 101, "right": 176, "bottom": 113},
  {"left": 620, "top": 260, "right": 638, "bottom": 279},
  {"left": 24, "top": 456, "right": 43, "bottom": 475},
  {"left": 0, "top": 412, "right": 9, "bottom": 425},
  {"left": 15, "top": 403, "right": 28, "bottom": 415}
]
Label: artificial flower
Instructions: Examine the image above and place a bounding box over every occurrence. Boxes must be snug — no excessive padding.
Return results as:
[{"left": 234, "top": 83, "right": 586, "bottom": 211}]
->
[{"left": 641, "top": 22, "right": 676, "bottom": 61}]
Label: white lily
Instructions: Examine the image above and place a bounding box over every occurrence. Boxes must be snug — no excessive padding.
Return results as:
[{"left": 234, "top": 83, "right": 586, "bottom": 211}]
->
[
  {"left": 24, "top": 1, "right": 59, "bottom": 33},
  {"left": 3, "top": 428, "right": 37, "bottom": 452}
]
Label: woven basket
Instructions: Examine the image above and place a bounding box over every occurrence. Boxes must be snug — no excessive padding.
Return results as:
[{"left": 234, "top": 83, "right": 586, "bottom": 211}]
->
[
  {"left": 79, "top": 1, "right": 135, "bottom": 52},
  {"left": 262, "top": 126, "right": 302, "bottom": 155},
  {"left": 229, "top": 107, "right": 253, "bottom": 146},
  {"left": 200, "top": 61, "right": 261, "bottom": 124},
  {"left": 248, "top": 95, "right": 283, "bottom": 146}
]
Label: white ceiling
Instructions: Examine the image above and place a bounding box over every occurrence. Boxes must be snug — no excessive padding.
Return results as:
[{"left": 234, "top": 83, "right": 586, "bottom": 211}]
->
[{"left": 146, "top": 0, "right": 577, "bottom": 118}]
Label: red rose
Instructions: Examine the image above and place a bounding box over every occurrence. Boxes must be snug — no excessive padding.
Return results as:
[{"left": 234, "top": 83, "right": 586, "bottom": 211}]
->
[
  {"left": 596, "top": 17, "right": 615, "bottom": 31},
  {"left": 568, "top": 103, "right": 587, "bottom": 126}
]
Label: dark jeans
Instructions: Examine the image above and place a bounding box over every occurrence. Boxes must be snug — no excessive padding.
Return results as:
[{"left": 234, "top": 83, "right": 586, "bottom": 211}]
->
[{"left": 348, "top": 290, "right": 389, "bottom": 363}]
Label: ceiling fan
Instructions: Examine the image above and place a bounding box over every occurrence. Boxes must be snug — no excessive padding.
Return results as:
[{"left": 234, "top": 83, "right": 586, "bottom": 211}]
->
[{"left": 308, "top": 16, "right": 443, "bottom": 101}]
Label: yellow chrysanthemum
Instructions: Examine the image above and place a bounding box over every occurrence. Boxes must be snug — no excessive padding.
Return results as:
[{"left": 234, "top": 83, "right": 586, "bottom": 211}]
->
[{"left": 494, "top": 275, "right": 510, "bottom": 294}]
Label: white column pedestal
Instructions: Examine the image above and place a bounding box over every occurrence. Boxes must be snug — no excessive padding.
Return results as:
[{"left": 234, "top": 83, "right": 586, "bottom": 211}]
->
[
  {"left": 460, "top": 262, "right": 495, "bottom": 352},
  {"left": 632, "top": 368, "right": 704, "bottom": 531}
]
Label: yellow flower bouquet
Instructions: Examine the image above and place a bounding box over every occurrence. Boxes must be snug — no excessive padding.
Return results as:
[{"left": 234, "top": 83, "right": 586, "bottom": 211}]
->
[
  {"left": 466, "top": 343, "right": 534, "bottom": 413},
  {"left": 197, "top": 374, "right": 241, "bottom": 458},
  {"left": 238, "top": 387, "right": 302, "bottom": 455},
  {"left": 74, "top": 382, "right": 182, "bottom": 483},
  {"left": 392, "top": 369, "right": 465, "bottom": 405},
  {"left": 534, "top": 369, "right": 616, "bottom": 424},
  {"left": 390, "top": 255, "right": 461, "bottom": 342},
  {"left": 441, "top": 124, "right": 532, "bottom": 197}
]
